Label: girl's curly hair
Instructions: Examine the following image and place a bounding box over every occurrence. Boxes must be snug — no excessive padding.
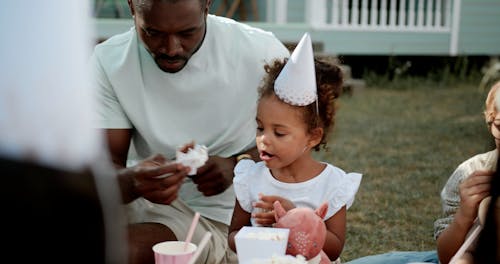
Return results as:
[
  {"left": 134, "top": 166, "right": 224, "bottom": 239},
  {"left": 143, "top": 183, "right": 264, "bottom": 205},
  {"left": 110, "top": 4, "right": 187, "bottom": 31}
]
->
[{"left": 258, "top": 57, "right": 344, "bottom": 151}]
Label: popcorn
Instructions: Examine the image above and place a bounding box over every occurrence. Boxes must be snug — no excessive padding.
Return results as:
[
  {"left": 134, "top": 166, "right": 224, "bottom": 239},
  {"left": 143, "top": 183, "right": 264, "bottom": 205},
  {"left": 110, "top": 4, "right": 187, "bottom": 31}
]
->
[
  {"left": 245, "top": 232, "right": 287, "bottom": 241},
  {"left": 176, "top": 144, "right": 208, "bottom": 175},
  {"left": 235, "top": 226, "right": 289, "bottom": 264},
  {"left": 250, "top": 254, "right": 308, "bottom": 264}
]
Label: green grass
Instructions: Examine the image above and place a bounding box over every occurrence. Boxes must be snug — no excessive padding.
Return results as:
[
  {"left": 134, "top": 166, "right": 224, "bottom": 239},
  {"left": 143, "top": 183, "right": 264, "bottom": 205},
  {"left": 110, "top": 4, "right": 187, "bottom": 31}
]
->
[{"left": 314, "top": 81, "right": 493, "bottom": 262}]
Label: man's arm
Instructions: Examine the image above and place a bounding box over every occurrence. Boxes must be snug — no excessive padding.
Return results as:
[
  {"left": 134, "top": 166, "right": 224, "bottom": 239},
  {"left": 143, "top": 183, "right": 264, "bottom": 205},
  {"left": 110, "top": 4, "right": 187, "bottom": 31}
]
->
[
  {"left": 103, "top": 128, "right": 190, "bottom": 204},
  {"left": 232, "top": 146, "right": 260, "bottom": 164},
  {"left": 191, "top": 146, "right": 260, "bottom": 196},
  {"left": 103, "top": 128, "right": 136, "bottom": 202},
  {"left": 104, "top": 128, "right": 132, "bottom": 168}
]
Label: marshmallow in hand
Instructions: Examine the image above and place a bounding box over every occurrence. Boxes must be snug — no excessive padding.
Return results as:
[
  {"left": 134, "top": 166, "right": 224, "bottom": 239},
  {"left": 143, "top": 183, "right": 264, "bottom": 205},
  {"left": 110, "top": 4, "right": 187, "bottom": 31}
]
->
[{"left": 176, "top": 144, "right": 208, "bottom": 175}]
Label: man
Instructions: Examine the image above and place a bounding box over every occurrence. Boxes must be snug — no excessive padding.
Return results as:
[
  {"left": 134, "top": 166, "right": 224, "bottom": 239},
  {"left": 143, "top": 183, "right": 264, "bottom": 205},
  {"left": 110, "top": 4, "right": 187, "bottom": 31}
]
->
[{"left": 90, "top": 0, "right": 290, "bottom": 263}]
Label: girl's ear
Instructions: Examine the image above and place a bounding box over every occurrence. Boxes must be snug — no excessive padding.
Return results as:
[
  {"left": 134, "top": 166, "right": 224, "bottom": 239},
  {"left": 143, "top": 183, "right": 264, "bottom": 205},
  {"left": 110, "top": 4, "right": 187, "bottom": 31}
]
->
[{"left": 307, "top": 127, "right": 323, "bottom": 148}]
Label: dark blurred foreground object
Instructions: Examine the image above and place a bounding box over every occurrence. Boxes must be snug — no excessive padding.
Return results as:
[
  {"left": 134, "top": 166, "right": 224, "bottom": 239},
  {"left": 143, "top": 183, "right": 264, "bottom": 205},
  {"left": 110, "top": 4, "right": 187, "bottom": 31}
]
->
[
  {"left": 473, "top": 155, "right": 500, "bottom": 263},
  {"left": 0, "top": 1, "right": 127, "bottom": 263},
  {"left": 0, "top": 157, "right": 127, "bottom": 264}
]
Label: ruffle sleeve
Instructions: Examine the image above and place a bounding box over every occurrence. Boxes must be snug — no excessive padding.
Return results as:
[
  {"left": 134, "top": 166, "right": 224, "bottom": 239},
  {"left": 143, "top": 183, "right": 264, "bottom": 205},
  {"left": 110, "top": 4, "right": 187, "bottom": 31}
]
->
[
  {"left": 233, "top": 159, "right": 257, "bottom": 213},
  {"left": 327, "top": 170, "right": 362, "bottom": 218}
]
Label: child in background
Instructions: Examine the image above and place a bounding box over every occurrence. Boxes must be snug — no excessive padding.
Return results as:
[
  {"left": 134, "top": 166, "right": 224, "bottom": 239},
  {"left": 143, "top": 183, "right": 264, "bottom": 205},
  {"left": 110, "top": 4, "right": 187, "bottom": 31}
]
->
[
  {"left": 444, "top": 82, "right": 500, "bottom": 264},
  {"left": 434, "top": 81, "right": 500, "bottom": 264},
  {"left": 227, "top": 33, "right": 362, "bottom": 262}
]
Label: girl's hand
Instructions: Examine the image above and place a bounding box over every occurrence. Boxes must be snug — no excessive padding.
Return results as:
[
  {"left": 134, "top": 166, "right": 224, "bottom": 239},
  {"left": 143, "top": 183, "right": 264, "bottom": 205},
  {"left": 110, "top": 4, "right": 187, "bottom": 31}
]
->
[
  {"left": 252, "top": 193, "right": 295, "bottom": 226},
  {"left": 457, "top": 170, "right": 493, "bottom": 223}
]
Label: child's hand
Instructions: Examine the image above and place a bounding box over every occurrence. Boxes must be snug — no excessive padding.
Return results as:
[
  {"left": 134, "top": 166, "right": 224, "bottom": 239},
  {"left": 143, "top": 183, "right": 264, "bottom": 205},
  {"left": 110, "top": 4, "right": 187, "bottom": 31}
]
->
[
  {"left": 259, "top": 194, "right": 296, "bottom": 211},
  {"left": 251, "top": 208, "right": 275, "bottom": 227},
  {"left": 252, "top": 193, "right": 295, "bottom": 226}
]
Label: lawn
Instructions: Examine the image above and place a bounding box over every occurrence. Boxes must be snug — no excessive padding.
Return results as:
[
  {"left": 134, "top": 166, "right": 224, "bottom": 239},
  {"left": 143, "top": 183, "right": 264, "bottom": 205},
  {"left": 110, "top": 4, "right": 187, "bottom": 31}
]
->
[{"left": 314, "top": 81, "right": 494, "bottom": 262}]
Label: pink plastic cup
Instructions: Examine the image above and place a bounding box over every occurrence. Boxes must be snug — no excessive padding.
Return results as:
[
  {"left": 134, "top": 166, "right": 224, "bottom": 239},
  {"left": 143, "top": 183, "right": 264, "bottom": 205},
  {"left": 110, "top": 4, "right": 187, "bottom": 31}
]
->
[{"left": 152, "top": 241, "right": 197, "bottom": 264}]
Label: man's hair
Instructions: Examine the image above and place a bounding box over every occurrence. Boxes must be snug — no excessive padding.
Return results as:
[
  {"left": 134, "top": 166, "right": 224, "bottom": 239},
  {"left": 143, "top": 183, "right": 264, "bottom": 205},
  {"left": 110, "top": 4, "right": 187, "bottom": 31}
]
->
[{"left": 131, "top": 0, "right": 206, "bottom": 12}]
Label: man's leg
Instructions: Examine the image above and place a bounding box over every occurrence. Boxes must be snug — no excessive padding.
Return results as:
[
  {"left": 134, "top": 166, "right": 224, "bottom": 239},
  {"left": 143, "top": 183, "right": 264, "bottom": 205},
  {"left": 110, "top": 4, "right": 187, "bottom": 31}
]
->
[
  {"left": 126, "top": 199, "right": 233, "bottom": 264},
  {"left": 128, "top": 223, "right": 177, "bottom": 264}
]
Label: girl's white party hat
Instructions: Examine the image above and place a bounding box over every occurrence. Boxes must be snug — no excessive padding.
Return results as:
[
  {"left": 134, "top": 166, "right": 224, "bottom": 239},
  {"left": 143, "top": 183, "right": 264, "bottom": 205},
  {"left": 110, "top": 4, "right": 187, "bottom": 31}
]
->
[{"left": 274, "top": 32, "right": 317, "bottom": 106}]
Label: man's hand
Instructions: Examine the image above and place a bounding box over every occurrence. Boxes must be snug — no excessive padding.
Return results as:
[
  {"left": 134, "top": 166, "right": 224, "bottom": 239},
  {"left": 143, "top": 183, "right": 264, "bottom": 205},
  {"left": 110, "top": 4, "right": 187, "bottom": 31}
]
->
[
  {"left": 118, "top": 154, "right": 190, "bottom": 204},
  {"left": 190, "top": 155, "right": 234, "bottom": 196}
]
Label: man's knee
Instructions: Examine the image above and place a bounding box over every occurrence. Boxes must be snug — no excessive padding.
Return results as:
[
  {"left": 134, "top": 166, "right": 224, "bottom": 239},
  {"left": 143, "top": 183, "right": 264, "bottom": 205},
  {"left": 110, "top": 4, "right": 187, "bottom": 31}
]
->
[{"left": 128, "top": 223, "right": 177, "bottom": 264}]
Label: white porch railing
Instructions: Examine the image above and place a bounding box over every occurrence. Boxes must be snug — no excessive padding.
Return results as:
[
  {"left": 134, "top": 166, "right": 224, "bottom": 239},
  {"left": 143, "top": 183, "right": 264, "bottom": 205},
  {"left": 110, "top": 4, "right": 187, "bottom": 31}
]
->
[{"left": 266, "top": 0, "right": 461, "bottom": 54}]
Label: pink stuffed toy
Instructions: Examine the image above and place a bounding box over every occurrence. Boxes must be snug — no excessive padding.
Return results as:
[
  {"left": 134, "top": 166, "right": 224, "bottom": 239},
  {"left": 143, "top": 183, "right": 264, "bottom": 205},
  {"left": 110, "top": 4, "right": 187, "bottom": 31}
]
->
[{"left": 273, "top": 201, "right": 331, "bottom": 264}]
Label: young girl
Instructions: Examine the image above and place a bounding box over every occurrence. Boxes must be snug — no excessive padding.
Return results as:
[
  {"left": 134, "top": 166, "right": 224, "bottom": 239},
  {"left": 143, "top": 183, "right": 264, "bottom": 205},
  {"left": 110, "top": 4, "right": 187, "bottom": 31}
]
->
[
  {"left": 439, "top": 82, "right": 500, "bottom": 264},
  {"left": 434, "top": 81, "right": 500, "bottom": 264},
  {"left": 228, "top": 33, "right": 362, "bottom": 262}
]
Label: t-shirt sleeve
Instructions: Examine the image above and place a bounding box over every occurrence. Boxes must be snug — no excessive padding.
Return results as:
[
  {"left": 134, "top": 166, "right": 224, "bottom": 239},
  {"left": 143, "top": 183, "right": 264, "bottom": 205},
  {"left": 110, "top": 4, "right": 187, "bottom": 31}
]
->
[
  {"left": 326, "top": 170, "right": 362, "bottom": 219},
  {"left": 90, "top": 51, "right": 132, "bottom": 129},
  {"left": 265, "top": 37, "right": 290, "bottom": 62},
  {"left": 432, "top": 150, "right": 497, "bottom": 240},
  {"left": 233, "top": 159, "right": 256, "bottom": 213},
  {"left": 433, "top": 165, "right": 466, "bottom": 240},
  {"left": 256, "top": 31, "right": 290, "bottom": 66}
]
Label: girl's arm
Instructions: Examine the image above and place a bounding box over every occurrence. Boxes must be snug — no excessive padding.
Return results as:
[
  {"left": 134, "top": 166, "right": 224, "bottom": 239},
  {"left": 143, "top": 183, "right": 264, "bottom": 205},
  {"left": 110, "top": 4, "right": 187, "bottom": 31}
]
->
[
  {"left": 228, "top": 200, "right": 252, "bottom": 252},
  {"left": 323, "top": 206, "right": 347, "bottom": 260},
  {"left": 436, "top": 170, "right": 492, "bottom": 264}
]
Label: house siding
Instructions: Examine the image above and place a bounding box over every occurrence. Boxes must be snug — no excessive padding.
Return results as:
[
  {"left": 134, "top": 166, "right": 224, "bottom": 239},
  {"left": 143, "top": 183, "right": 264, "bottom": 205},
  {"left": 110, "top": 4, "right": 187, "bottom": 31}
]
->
[
  {"left": 458, "top": 0, "right": 500, "bottom": 55},
  {"left": 95, "top": 0, "right": 500, "bottom": 56}
]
